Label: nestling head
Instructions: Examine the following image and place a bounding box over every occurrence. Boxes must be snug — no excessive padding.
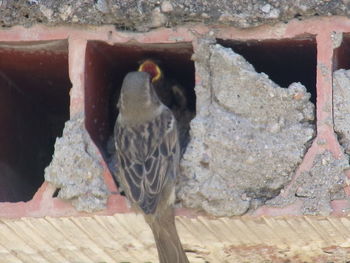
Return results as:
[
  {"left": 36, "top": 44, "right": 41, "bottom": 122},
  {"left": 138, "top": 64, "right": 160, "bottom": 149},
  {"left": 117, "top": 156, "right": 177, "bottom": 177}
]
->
[{"left": 138, "top": 59, "right": 162, "bottom": 83}]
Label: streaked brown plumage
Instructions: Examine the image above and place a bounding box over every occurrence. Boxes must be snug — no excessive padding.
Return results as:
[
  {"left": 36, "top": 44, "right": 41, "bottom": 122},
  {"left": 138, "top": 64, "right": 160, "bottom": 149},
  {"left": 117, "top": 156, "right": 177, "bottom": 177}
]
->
[
  {"left": 138, "top": 59, "right": 194, "bottom": 153},
  {"left": 114, "top": 72, "right": 189, "bottom": 263}
]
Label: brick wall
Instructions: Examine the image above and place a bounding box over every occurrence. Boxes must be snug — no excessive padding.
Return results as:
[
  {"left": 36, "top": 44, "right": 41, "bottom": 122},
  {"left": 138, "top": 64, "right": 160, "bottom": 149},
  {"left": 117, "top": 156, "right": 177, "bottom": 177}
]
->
[
  {"left": 0, "top": 17, "right": 349, "bottom": 217},
  {"left": 1, "top": 16, "right": 350, "bottom": 261}
]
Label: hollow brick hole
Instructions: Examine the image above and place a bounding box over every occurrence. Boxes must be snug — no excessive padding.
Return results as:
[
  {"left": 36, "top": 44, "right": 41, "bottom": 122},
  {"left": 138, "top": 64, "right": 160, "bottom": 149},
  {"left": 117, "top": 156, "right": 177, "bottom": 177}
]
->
[
  {"left": 0, "top": 40, "right": 71, "bottom": 202},
  {"left": 217, "top": 37, "right": 317, "bottom": 104},
  {"left": 84, "top": 41, "right": 195, "bottom": 172},
  {"left": 332, "top": 33, "right": 350, "bottom": 156},
  {"left": 333, "top": 34, "right": 350, "bottom": 71}
]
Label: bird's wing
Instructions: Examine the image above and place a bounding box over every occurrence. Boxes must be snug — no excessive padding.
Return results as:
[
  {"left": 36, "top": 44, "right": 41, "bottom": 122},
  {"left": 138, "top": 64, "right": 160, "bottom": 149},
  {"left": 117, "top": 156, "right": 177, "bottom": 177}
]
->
[{"left": 115, "top": 108, "right": 179, "bottom": 214}]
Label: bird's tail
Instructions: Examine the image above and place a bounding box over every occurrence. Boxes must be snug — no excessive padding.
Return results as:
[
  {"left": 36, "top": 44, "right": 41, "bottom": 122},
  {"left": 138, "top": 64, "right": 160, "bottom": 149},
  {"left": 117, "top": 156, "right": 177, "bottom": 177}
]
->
[{"left": 146, "top": 207, "right": 189, "bottom": 263}]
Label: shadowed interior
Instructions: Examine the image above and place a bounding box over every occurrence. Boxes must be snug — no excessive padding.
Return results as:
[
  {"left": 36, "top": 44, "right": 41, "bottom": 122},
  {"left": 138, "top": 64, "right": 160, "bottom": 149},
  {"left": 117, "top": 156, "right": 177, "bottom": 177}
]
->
[
  {"left": 333, "top": 34, "right": 350, "bottom": 71},
  {"left": 84, "top": 41, "right": 195, "bottom": 159},
  {"left": 0, "top": 40, "right": 71, "bottom": 202},
  {"left": 217, "top": 37, "right": 317, "bottom": 104}
]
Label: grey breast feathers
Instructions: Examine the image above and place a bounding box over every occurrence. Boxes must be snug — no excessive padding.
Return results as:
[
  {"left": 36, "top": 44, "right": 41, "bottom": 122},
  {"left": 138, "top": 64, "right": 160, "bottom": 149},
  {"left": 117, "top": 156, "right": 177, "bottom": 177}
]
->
[{"left": 115, "top": 108, "right": 179, "bottom": 214}]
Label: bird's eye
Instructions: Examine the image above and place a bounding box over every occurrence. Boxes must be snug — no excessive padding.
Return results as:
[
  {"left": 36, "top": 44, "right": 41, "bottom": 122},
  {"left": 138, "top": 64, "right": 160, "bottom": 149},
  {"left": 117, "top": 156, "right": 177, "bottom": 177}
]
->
[{"left": 138, "top": 60, "right": 162, "bottom": 83}]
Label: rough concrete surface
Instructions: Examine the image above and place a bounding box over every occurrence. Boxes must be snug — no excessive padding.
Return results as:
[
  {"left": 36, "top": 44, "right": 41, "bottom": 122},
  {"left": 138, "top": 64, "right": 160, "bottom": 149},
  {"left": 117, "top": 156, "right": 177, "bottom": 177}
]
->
[
  {"left": 45, "top": 114, "right": 109, "bottom": 212},
  {"left": 267, "top": 150, "right": 349, "bottom": 215},
  {"left": 0, "top": 0, "right": 350, "bottom": 30},
  {"left": 333, "top": 69, "right": 350, "bottom": 155},
  {"left": 178, "top": 41, "right": 315, "bottom": 216}
]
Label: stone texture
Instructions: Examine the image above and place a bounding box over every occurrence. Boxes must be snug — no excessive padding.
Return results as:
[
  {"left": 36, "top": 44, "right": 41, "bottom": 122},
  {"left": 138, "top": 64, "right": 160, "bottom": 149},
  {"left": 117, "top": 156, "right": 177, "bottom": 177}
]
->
[
  {"left": 333, "top": 69, "right": 350, "bottom": 155},
  {"left": 178, "top": 41, "right": 315, "bottom": 216},
  {"left": 297, "top": 151, "right": 348, "bottom": 215},
  {"left": 45, "top": 114, "right": 109, "bottom": 212},
  {"left": 0, "top": 0, "right": 349, "bottom": 30},
  {"left": 267, "top": 150, "right": 349, "bottom": 215}
]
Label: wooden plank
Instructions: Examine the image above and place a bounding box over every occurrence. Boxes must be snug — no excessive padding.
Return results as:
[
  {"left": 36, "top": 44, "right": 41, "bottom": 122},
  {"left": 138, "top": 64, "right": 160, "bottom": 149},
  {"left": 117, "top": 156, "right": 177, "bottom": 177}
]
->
[
  {"left": 0, "top": 251, "right": 23, "bottom": 263},
  {"left": 3, "top": 219, "right": 67, "bottom": 262},
  {"left": 45, "top": 217, "right": 114, "bottom": 262},
  {"left": 1, "top": 215, "right": 350, "bottom": 262}
]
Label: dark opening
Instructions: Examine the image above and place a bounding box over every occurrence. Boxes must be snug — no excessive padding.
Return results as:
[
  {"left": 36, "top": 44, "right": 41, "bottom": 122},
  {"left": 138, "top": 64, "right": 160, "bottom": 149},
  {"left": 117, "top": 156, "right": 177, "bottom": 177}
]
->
[
  {"left": 85, "top": 41, "right": 195, "bottom": 172},
  {"left": 0, "top": 40, "right": 71, "bottom": 202},
  {"left": 217, "top": 37, "right": 317, "bottom": 104},
  {"left": 52, "top": 188, "right": 61, "bottom": 198},
  {"left": 333, "top": 34, "right": 350, "bottom": 71}
]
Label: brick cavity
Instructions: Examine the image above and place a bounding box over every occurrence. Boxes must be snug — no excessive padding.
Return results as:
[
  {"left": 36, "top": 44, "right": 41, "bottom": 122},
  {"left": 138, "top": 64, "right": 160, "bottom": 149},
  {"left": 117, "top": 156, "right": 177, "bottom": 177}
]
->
[
  {"left": 84, "top": 41, "right": 195, "bottom": 169},
  {"left": 333, "top": 33, "right": 350, "bottom": 71},
  {"left": 333, "top": 34, "right": 350, "bottom": 156},
  {"left": 0, "top": 40, "right": 71, "bottom": 202},
  {"left": 217, "top": 37, "right": 317, "bottom": 104}
]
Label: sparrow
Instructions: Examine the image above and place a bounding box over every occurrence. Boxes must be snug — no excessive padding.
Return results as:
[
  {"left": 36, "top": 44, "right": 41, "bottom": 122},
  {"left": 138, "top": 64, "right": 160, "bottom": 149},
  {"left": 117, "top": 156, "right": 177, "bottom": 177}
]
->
[
  {"left": 114, "top": 71, "right": 189, "bottom": 263},
  {"left": 138, "top": 59, "right": 194, "bottom": 153}
]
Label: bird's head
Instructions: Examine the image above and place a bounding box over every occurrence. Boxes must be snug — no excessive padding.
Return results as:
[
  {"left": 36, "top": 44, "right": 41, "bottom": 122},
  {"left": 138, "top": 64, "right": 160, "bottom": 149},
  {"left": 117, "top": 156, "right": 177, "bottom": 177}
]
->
[
  {"left": 118, "top": 71, "right": 160, "bottom": 115},
  {"left": 138, "top": 59, "right": 162, "bottom": 84}
]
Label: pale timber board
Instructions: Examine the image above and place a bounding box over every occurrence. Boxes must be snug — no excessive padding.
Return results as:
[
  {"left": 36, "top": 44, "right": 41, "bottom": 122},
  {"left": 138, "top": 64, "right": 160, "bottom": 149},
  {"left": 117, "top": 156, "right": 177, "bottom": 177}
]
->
[{"left": 0, "top": 214, "right": 349, "bottom": 262}]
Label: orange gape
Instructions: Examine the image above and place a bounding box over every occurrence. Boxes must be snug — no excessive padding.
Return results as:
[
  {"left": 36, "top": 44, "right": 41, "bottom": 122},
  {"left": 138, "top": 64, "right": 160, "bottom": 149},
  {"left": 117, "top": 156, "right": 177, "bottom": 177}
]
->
[{"left": 138, "top": 60, "right": 162, "bottom": 83}]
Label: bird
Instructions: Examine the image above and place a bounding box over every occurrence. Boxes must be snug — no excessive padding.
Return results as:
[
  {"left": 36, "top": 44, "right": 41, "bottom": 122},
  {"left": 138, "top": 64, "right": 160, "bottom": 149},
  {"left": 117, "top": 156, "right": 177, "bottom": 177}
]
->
[
  {"left": 138, "top": 59, "right": 194, "bottom": 153},
  {"left": 114, "top": 71, "right": 190, "bottom": 263}
]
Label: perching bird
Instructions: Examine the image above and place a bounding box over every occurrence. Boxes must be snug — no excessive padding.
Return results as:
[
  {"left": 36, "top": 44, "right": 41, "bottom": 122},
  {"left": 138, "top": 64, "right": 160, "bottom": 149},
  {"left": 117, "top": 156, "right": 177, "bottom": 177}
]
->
[
  {"left": 138, "top": 59, "right": 194, "bottom": 153},
  {"left": 114, "top": 71, "right": 189, "bottom": 263}
]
